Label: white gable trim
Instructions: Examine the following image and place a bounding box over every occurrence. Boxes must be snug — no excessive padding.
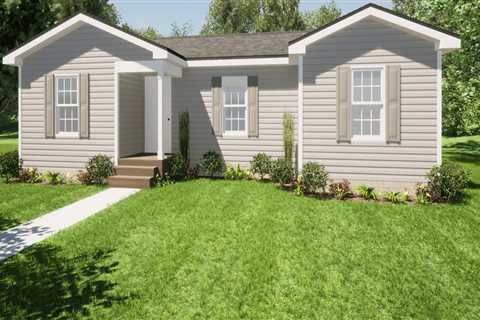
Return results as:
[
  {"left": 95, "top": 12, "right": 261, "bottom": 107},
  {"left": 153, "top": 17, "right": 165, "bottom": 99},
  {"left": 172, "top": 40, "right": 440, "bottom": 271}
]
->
[
  {"left": 289, "top": 6, "right": 461, "bottom": 55},
  {"left": 186, "top": 57, "right": 292, "bottom": 67},
  {"left": 3, "top": 13, "right": 184, "bottom": 66}
]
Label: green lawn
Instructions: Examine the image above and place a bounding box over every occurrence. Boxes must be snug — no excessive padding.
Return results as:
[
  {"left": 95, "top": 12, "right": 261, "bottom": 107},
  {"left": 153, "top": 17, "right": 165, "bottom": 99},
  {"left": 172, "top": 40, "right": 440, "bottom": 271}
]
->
[
  {"left": 0, "top": 136, "right": 478, "bottom": 319},
  {"left": 443, "top": 135, "right": 480, "bottom": 185},
  {"left": 0, "top": 183, "right": 102, "bottom": 232},
  {"left": 0, "top": 132, "right": 18, "bottom": 154}
]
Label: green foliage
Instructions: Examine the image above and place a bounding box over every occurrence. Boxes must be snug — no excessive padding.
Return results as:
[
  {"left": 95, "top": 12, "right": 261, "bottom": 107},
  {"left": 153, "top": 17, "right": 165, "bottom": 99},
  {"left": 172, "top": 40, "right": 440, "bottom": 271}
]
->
[
  {"left": 383, "top": 191, "right": 405, "bottom": 204},
  {"left": 302, "top": 1, "right": 341, "bottom": 30},
  {"left": 283, "top": 113, "right": 294, "bottom": 166},
  {"left": 86, "top": 154, "right": 113, "bottom": 185},
  {"left": 77, "top": 170, "right": 91, "bottom": 185},
  {"left": 271, "top": 158, "right": 294, "bottom": 186},
  {"left": 415, "top": 183, "right": 432, "bottom": 204},
  {"left": 53, "top": 0, "right": 119, "bottom": 24},
  {"left": 255, "top": 0, "right": 304, "bottom": 32},
  {"left": 393, "top": 0, "right": 480, "bottom": 136},
  {"left": 426, "top": 162, "right": 471, "bottom": 202},
  {"left": 170, "top": 22, "right": 192, "bottom": 37},
  {"left": 134, "top": 26, "right": 159, "bottom": 41},
  {"left": 19, "top": 168, "right": 41, "bottom": 183},
  {"left": 200, "top": 151, "right": 224, "bottom": 177},
  {"left": 328, "top": 179, "right": 352, "bottom": 200},
  {"left": 224, "top": 164, "right": 250, "bottom": 180},
  {"left": 250, "top": 153, "right": 272, "bottom": 180},
  {"left": 0, "top": 150, "right": 21, "bottom": 182},
  {"left": 356, "top": 185, "right": 379, "bottom": 201},
  {"left": 179, "top": 112, "right": 189, "bottom": 163},
  {"left": 201, "top": 0, "right": 260, "bottom": 34},
  {"left": 42, "top": 171, "right": 65, "bottom": 185},
  {"left": 165, "top": 153, "right": 187, "bottom": 180},
  {"left": 301, "top": 162, "right": 329, "bottom": 194}
]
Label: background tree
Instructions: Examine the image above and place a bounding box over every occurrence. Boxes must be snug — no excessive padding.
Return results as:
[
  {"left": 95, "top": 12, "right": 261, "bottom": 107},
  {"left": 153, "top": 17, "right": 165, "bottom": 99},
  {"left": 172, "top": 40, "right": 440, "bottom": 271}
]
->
[
  {"left": 171, "top": 22, "right": 193, "bottom": 37},
  {"left": 394, "top": 0, "right": 480, "bottom": 136},
  {"left": 201, "top": 0, "right": 259, "bottom": 35},
  {"left": 52, "top": 0, "right": 119, "bottom": 24},
  {"left": 302, "top": 1, "right": 341, "bottom": 30},
  {"left": 255, "top": 0, "right": 304, "bottom": 32}
]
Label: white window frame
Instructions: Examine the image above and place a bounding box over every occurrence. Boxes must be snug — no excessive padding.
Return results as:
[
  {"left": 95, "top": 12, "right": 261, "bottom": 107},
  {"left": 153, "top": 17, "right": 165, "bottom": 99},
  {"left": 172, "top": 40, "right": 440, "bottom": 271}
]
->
[
  {"left": 350, "top": 65, "right": 386, "bottom": 143},
  {"left": 55, "top": 74, "right": 80, "bottom": 138},
  {"left": 222, "top": 76, "right": 248, "bottom": 137}
]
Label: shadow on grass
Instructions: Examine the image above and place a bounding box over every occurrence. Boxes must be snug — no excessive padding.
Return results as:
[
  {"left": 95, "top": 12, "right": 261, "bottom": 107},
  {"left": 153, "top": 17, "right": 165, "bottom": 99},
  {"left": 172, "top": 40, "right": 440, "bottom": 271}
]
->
[
  {"left": 0, "top": 216, "right": 20, "bottom": 233},
  {"left": 0, "top": 245, "right": 131, "bottom": 319},
  {"left": 444, "top": 140, "right": 480, "bottom": 163}
]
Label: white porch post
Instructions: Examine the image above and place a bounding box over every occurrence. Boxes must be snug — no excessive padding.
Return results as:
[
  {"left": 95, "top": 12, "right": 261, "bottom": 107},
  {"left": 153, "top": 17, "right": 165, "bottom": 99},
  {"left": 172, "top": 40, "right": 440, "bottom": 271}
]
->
[
  {"left": 297, "top": 55, "right": 304, "bottom": 172},
  {"left": 157, "top": 74, "right": 164, "bottom": 160}
]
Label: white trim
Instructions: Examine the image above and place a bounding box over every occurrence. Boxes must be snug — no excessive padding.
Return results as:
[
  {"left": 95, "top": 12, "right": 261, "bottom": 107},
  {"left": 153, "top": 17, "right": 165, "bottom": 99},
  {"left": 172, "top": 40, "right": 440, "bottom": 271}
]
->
[
  {"left": 18, "top": 65, "right": 22, "bottom": 159},
  {"left": 222, "top": 76, "right": 248, "bottom": 136},
  {"left": 114, "top": 71, "right": 119, "bottom": 165},
  {"left": 114, "top": 60, "right": 182, "bottom": 77},
  {"left": 2, "top": 13, "right": 179, "bottom": 66},
  {"left": 297, "top": 55, "right": 304, "bottom": 172},
  {"left": 437, "top": 51, "right": 442, "bottom": 165},
  {"left": 187, "top": 57, "right": 292, "bottom": 68},
  {"left": 54, "top": 74, "right": 80, "bottom": 136},
  {"left": 157, "top": 75, "right": 164, "bottom": 160},
  {"left": 288, "top": 6, "right": 461, "bottom": 55}
]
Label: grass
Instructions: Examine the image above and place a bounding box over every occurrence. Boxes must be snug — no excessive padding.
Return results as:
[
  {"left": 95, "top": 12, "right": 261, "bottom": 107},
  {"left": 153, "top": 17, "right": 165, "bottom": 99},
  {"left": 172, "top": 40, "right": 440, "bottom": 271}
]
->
[
  {"left": 443, "top": 135, "right": 480, "bottom": 185},
  {"left": 0, "top": 132, "right": 18, "bottom": 154},
  {"left": 0, "top": 183, "right": 102, "bottom": 232}
]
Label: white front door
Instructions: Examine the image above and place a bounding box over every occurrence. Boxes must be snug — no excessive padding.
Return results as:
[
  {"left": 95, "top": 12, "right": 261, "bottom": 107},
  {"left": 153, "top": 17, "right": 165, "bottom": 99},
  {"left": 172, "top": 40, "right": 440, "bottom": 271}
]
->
[{"left": 144, "top": 76, "right": 157, "bottom": 153}]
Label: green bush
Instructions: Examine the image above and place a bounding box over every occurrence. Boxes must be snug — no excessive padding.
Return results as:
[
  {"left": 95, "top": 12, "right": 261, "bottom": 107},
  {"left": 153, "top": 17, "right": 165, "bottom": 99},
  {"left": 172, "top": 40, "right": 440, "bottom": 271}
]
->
[
  {"left": 383, "top": 191, "right": 407, "bottom": 204},
  {"left": 250, "top": 153, "right": 272, "bottom": 180},
  {"left": 271, "top": 158, "right": 294, "bottom": 186},
  {"left": 426, "top": 162, "right": 471, "bottom": 202},
  {"left": 225, "top": 164, "right": 249, "bottom": 180},
  {"left": 165, "top": 153, "right": 187, "bottom": 180},
  {"left": 356, "top": 185, "right": 379, "bottom": 201},
  {"left": 19, "top": 168, "right": 41, "bottom": 183},
  {"left": 77, "top": 170, "right": 91, "bottom": 185},
  {"left": 42, "top": 171, "right": 65, "bottom": 185},
  {"left": 283, "top": 113, "right": 294, "bottom": 166},
  {"left": 86, "top": 154, "right": 113, "bottom": 185},
  {"left": 200, "top": 151, "right": 224, "bottom": 177},
  {"left": 0, "top": 151, "right": 21, "bottom": 182},
  {"left": 415, "top": 183, "right": 431, "bottom": 204},
  {"left": 179, "top": 112, "right": 189, "bottom": 163},
  {"left": 301, "top": 162, "right": 329, "bottom": 194},
  {"left": 328, "top": 179, "right": 352, "bottom": 200}
]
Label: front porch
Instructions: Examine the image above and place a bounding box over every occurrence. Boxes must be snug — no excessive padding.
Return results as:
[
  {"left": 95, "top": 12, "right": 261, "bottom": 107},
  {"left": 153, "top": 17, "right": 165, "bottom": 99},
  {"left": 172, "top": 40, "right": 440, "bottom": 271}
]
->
[{"left": 108, "top": 154, "right": 164, "bottom": 188}]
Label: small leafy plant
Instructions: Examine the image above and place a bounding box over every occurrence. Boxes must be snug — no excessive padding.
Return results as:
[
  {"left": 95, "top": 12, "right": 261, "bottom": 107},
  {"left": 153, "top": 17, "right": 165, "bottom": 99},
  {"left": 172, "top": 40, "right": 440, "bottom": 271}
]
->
[
  {"left": 42, "top": 171, "right": 65, "bottom": 185},
  {"left": 224, "top": 164, "right": 250, "bottom": 180},
  {"left": 328, "top": 179, "right": 352, "bottom": 200},
  {"left": 250, "top": 153, "right": 272, "bottom": 180},
  {"left": 426, "top": 162, "right": 470, "bottom": 202},
  {"left": 415, "top": 183, "right": 432, "bottom": 204},
  {"left": 301, "top": 162, "right": 329, "bottom": 194},
  {"left": 356, "top": 185, "right": 379, "bottom": 201},
  {"left": 383, "top": 191, "right": 404, "bottom": 204},
  {"left": 186, "top": 165, "right": 200, "bottom": 180},
  {"left": 283, "top": 113, "right": 294, "bottom": 166},
  {"left": 77, "top": 170, "right": 91, "bottom": 185},
  {"left": 165, "top": 153, "right": 187, "bottom": 180},
  {"left": 0, "top": 151, "right": 21, "bottom": 182},
  {"left": 19, "top": 168, "right": 41, "bottom": 183},
  {"left": 200, "top": 151, "right": 224, "bottom": 177},
  {"left": 86, "top": 154, "right": 113, "bottom": 185},
  {"left": 271, "top": 158, "right": 295, "bottom": 186}
]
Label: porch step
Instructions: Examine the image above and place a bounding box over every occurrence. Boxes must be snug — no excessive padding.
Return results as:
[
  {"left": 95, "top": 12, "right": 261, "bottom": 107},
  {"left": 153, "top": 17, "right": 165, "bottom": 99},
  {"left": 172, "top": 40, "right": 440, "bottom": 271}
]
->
[
  {"left": 108, "top": 175, "right": 154, "bottom": 189},
  {"left": 115, "top": 165, "right": 158, "bottom": 177},
  {"left": 119, "top": 158, "right": 164, "bottom": 169}
]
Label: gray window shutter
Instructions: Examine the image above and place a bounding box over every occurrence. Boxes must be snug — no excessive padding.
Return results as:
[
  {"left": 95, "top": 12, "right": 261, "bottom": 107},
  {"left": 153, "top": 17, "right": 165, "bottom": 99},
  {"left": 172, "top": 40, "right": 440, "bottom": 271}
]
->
[
  {"left": 211, "top": 77, "right": 223, "bottom": 136},
  {"left": 248, "top": 76, "right": 259, "bottom": 137},
  {"left": 80, "top": 73, "right": 90, "bottom": 138},
  {"left": 45, "top": 74, "right": 55, "bottom": 138},
  {"left": 336, "top": 66, "right": 351, "bottom": 142},
  {"left": 386, "top": 65, "right": 401, "bottom": 143}
]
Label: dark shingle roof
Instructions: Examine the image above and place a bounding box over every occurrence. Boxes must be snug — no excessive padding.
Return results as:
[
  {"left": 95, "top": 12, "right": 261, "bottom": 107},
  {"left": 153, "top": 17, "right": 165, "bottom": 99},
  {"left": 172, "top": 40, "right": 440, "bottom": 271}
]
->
[{"left": 156, "top": 31, "right": 305, "bottom": 60}]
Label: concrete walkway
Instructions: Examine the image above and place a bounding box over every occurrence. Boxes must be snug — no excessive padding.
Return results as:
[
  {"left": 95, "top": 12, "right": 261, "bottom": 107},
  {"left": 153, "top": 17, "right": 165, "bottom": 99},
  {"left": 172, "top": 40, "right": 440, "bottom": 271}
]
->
[{"left": 0, "top": 187, "right": 140, "bottom": 261}]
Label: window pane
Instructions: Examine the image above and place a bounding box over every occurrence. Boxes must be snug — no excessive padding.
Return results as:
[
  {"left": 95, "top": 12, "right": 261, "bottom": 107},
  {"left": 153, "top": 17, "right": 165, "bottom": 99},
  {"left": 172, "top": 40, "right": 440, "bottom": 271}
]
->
[
  {"left": 352, "top": 120, "right": 362, "bottom": 135},
  {"left": 225, "top": 119, "right": 231, "bottom": 131},
  {"left": 71, "top": 92, "right": 77, "bottom": 104},
  {"left": 353, "top": 71, "right": 361, "bottom": 85},
  {"left": 65, "top": 92, "right": 72, "bottom": 105},
  {"left": 64, "top": 78, "right": 70, "bottom": 90},
  {"left": 58, "top": 92, "right": 64, "bottom": 105},
  {"left": 239, "top": 119, "right": 245, "bottom": 131},
  {"left": 232, "top": 120, "right": 238, "bottom": 131},
  {"left": 238, "top": 108, "right": 245, "bottom": 119},
  {"left": 71, "top": 78, "right": 77, "bottom": 91},
  {"left": 72, "top": 107, "right": 78, "bottom": 119},
  {"left": 352, "top": 106, "right": 361, "bottom": 119},
  {"left": 225, "top": 108, "right": 231, "bottom": 118},
  {"left": 66, "top": 107, "right": 71, "bottom": 119},
  {"left": 58, "top": 79, "right": 64, "bottom": 90},
  {"left": 72, "top": 120, "right": 78, "bottom": 132},
  {"left": 363, "top": 87, "right": 371, "bottom": 101},
  {"left": 372, "top": 86, "right": 381, "bottom": 102},
  {"left": 372, "top": 121, "right": 380, "bottom": 135},
  {"left": 66, "top": 120, "right": 72, "bottom": 132},
  {"left": 232, "top": 108, "right": 238, "bottom": 118},
  {"left": 238, "top": 92, "right": 245, "bottom": 104},
  {"left": 59, "top": 120, "right": 65, "bottom": 132},
  {"left": 372, "top": 71, "right": 381, "bottom": 85},
  {"left": 371, "top": 106, "right": 380, "bottom": 119},
  {"left": 362, "top": 121, "right": 371, "bottom": 135},
  {"left": 225, "top": 92, "right": 231, "bottom": 105},
  {"left": 363, "top": 71, "right": 371, "bottom": 85},
  {"left": 353, "top": 87, "right": 362, "bottom": 102},
  {"left": 232, "top": 92, "right": 238, "bottom": 104}
]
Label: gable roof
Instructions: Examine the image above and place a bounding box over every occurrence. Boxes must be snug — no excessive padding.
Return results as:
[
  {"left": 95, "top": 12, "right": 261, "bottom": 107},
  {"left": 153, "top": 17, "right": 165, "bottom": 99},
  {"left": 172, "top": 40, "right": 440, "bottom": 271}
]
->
[
  {"left": 288, "top": 3, "right": 461, "bottom": 54},
  {"left": 156, "top": 32, "right": 304, "bottom": 60}
]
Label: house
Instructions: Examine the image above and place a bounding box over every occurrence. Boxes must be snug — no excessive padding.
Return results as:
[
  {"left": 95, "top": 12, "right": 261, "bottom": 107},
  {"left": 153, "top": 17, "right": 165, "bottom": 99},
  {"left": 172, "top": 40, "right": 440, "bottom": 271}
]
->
[{"left": 2, "top": 4, "right": 461, "bottom": 189}]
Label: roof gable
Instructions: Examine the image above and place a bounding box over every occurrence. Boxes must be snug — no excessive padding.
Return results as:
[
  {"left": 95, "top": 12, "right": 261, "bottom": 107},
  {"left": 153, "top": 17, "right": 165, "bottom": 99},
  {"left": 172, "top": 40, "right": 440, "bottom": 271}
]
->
[{"left": 288, "top": 3, "right": 461, "bottom": 55}]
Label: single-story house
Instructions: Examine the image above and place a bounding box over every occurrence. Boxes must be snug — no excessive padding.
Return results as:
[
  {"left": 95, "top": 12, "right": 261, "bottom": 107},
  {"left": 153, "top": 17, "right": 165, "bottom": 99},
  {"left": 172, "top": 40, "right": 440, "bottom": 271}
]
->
[{"left": 2, "top": 3, "right": 461, "bottom": 189}]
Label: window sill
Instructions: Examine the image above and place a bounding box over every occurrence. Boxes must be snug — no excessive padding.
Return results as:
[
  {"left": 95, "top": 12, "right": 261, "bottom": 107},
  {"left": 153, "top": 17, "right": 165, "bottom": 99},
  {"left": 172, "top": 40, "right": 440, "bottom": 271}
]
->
[
  {"left": 55, "top": 132, "right": 79, "bottom": 139},
  {"left": 350, "top": 137, "right": 386, "bottom": 145},
  {"left": 222, "top": 132, "right": 248, "bottom": 138}
]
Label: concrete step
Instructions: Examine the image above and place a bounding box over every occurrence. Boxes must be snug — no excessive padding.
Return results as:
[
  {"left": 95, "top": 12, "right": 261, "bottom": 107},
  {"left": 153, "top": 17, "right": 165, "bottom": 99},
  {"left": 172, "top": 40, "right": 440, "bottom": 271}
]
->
[
  {"left": 115, "top": 165, "right": 158, "bottom": 177},
  {"left": 108, "top": 175, "right": 154, "bottom": 189}
]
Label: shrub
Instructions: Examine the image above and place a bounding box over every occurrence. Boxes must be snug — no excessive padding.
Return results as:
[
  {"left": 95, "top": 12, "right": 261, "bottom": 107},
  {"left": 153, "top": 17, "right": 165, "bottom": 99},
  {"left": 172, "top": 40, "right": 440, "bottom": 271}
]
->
[
  {"left": 42, "top": 171, "right": 65, "bottom": 185},
  {"left": 179, "top": 112, "right": 189, "bottom": 163},
  {"left": 415, "top": 183, "right": 432, "bottom": 204},
  {"left": 271, "top": 158, "right": 295, "bottom": 186},
  {"left": 86, "top": 154, "right": 113, "bottom": 185},
  {"left": 165, "top": 153, "right": 187, "bottom": 179},
  {"left": 19, "top": 168, "right": 41, "bottom": 183},
  {"left": 250, "top": 153, "right": 272, "bottom": 180},
  {"left": 426, "top": 162, "right": 471, "bottom": 202},
  {"left": 383, "top": 191, "right": 405, "bottom": 204},
  {"left": 225, "top": 164, "right": 249, "bottom": 180},
  {"left": 0, "top": 151, "right": 21, "bottom": 182},
  {"left": 63, "top": 172, "right": 80, "bottom": 184},
  {"left": 356, "top": 184, "right": 379, "bottom": 201},
  {"left": 328, "top": 179, "right": 352, "bottom": 200},
  {"left": 77, "top": 170, "right": 91, "bottom": 185},
  {"left": 186, "top": 165, "right": 200, "bottom": 180},
  {"left": 283, "top": 113, "right": 294, "bottom": 166},
  {"left": 200, "top": 151, "right": 224, "bottom": 177},
  {"left": 301, "top": 162, "right": 329, "bottom": 194}
]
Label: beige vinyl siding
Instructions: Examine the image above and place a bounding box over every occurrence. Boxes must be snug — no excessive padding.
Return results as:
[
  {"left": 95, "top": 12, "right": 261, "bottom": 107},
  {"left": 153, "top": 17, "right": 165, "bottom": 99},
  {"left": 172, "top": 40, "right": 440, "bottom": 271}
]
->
[
  {"left": 171, "top": 66, "right": 297, "bottom": 167},
  {"left": 21, "top": 24, "right": 151, "bottom": 171},
  {"left": 119, "top": 74, "right": 145, "bottom": 157},
  {"left": 303, "top": 18, "right": 438, "bottom": 188}
]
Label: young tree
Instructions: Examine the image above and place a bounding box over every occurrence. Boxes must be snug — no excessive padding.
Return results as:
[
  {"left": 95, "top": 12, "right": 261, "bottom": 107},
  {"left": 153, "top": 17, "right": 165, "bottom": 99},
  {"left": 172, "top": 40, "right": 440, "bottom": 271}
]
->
[
  {"left": 394, "top": 0, "right": 480, "bottom": 136},
  {"left": 302, "top": 1, "right": 340, "bottom": 30},
  {"left": 201, "top": 0, "right": 259, "bottom": 35},
  {"left": 255, "top": 0, "right": 304, "bottom": 32},
  {"left": 171, "top": 22, "right": 193, "bottom": 37}
]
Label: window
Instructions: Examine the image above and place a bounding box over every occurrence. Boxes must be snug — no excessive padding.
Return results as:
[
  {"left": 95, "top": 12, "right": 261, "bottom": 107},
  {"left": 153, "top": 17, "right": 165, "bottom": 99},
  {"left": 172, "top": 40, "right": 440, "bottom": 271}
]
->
[
  {"left": 56, "top": 75, "right": 79, "bottom": 135},
  {"left": 223, "top": 76, "right": 247, "bottom": 135},
  {"left": 351, "top": 68, "right": 384, "bottom": 140}
]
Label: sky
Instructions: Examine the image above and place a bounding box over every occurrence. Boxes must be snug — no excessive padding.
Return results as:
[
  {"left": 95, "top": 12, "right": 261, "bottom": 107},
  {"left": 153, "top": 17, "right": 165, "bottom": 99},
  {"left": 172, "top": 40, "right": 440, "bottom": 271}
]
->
[{"left": 112, "top": 0, "right": 393, "bottom": 36}]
